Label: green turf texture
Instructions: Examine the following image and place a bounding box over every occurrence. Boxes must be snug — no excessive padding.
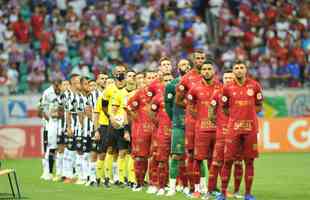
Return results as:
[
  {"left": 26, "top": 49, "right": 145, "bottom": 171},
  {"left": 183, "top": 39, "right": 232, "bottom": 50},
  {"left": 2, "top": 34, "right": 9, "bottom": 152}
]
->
[{"left": 0, "top": 153, "right": 309, "bottom": 200}]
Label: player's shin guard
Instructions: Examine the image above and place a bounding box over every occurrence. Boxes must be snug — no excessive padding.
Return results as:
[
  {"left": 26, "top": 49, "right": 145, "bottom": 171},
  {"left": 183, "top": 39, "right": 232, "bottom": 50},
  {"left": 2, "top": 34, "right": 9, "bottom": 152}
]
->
[
  {"left": 221, "top": 160, "right": 233, "bottom": 197},
  {"left": 75, "top": 154, "right": 83, "bottom": 180},
  {"left": 186, "top": 155, "right": 195, "bottom": 191},
  {"left": 105, "top": 153, "right": 113, "bottom": 181},
  {"left": 55, "top": 152, "right": 64, "bottom": 177},
  {"left": 117, "top": 156, "right": 126, "bottom": 183},
  {"left": 158, "top": 162, "right": 168, "bottom": 189},
  {"left": 207, "top": 161, "right": 222, "bottom": 192},
  {"left": 245, "top": 159, "right": 254, "bottom": 195},
  {"left": 63, "top": 149, "right": 75, "bottom": 178},
  {"left": 149, "top": 157, "right": 158, "bottom": 186},
  {"left": 96, "top": 159, "right": 105, "bottom": 180},
  {"left": 89, "top": 161, "right": 97, "bottom": 182},
  {"left": 127, "top": 155, "right": 136, "bottom": 184},
  {"left": 234, "top": 161, "right": 243, "bottom": 193},
  {"left": 48, "top": 149, "right": 56, "bottom": 174},
  {"left": 82, "top": 153, "right": 90, "bottom": 181},
  {"left": 179, "top": 161, "right": 188, "bottom": 187}
]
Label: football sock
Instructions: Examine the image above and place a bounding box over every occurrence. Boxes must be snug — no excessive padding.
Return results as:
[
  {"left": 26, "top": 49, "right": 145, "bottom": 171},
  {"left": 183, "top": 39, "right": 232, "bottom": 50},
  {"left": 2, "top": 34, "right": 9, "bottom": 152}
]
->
[
  {"left": 96, "top": 159, "right": 105, "bottom": 180},
  {"left": 221, "top": 161, "right": 233, "bottom": 197},
  {"left": 48, "top": 149, "right": 56, "bottom": 174},
  {"left": 55, "top": 152, "right": 64, "bottom": 177},
  {"left": 245, "top": 159, "right": 254, "bottom": 195},
  {"left": 105, "top": 153, "right": 113, "bottom": 180},
  {"left": 169, "top": 159, "right": 179, "bottom": 179},
  {"left": 117, "top": 156, "right": 126, "bottom": 183},
  {"left": 234, "top": 161, "right": 243, "bottom": 193}
]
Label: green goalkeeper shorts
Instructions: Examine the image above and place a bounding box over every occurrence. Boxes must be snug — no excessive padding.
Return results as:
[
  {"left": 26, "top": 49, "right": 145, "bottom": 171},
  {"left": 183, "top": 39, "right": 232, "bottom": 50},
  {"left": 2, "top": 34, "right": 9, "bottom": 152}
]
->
[{"left": 171, "top": 127, "right": 185, "bottom": 155}]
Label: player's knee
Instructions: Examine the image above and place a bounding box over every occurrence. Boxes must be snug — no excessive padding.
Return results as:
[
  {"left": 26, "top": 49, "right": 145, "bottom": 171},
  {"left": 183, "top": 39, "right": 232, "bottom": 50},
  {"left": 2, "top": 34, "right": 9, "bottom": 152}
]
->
[
  {"left": 235, "top": 160, "right": 243, "bottom": 166},
  {"left": 119, "top": 150, "right": 126, "bottom": 158},
  {"left": 49, "top": 149, "right": 56, "bottom": 156}
]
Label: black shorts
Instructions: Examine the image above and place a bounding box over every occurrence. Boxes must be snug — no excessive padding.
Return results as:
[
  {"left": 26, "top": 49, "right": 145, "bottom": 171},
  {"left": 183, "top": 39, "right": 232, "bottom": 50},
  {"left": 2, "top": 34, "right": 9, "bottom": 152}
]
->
[
  {"left": 75, "top": 136, "right": 84, "bottom": 152},
  {"left": 93, "top": 125, "right": 109, "bottom": 153},
  {"left": 57, "top": 131, "right": 66, "bottom": 145},
  {"left": 82, "top": 136, "right": 92, "bottom": 153},
  {"left": 65, "top": 136, "right": 76, "bottom": 151},
  {"left": 110, "top": 128, "right": 129, "bottom": 151}
]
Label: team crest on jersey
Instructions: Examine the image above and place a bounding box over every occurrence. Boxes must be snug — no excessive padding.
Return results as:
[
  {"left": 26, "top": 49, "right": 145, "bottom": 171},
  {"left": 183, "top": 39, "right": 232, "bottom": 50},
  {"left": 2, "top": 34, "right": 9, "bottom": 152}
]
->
[
  {"left": 211, "top": 100, "right": 217, "bottom": 106},
  {"left": 132, "top": 101, "right": 138, "bottom": 107},
  {"left": 187, "top": 94, "right": 193, "bottom": 101},
  {"left": 167, "top": 93, "right": 173, "bottom": 99},
  {"left": 151, "top": 104, "right": 157, "bottom": 110},
  {"left": 257, "top": 93, "right": 263, "bottom": 100},
  {"left": 247, "top": 89, "right": 254, "bottom": 96},
  {"left": 222, "top": 96, "right": 228, "bottom": 102},
  {"left": 147, "top": 91, "right": 153, "bottom": 97},
  {"left": 179, "top": 85, "right": 185, "bottom": 91}
]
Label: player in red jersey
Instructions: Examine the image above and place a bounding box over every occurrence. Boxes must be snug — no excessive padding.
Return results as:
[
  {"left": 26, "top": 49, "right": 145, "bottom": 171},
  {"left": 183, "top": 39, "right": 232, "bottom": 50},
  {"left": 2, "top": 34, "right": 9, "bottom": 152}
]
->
[
  {"left": 175, "top": 50, "right": 206, "bottom": 196},
  {"left": 216, "top": 61, "right": 263, "bottom": 200},
  {"left": 146, "top": 57, "right": 173, "bottom": 194},
  {"left": 206, "top": 69, "right": 244, "bottom": 199},
  {"left": 127, "top": 71, "right": 156, "bottom": 191},
  {"left": 149, "top": 73, "right": 174, "bottom": 195},
  {"left": 187, "top": 60, "right": 221, "bottom": 196}
]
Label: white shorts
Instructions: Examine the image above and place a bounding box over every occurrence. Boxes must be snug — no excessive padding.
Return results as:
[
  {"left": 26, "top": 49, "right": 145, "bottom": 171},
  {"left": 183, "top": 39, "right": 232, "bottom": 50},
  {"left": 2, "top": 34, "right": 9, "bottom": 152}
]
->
[{"left": 47, "top": 118, "right": 59, "bottom": 149}]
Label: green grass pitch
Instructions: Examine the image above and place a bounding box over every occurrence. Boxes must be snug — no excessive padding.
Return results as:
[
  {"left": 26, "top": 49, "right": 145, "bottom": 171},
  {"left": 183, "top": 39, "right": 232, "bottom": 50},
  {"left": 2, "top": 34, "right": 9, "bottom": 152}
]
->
[{"left": 0, "top": 153, "right": 309, "bottom": 200}]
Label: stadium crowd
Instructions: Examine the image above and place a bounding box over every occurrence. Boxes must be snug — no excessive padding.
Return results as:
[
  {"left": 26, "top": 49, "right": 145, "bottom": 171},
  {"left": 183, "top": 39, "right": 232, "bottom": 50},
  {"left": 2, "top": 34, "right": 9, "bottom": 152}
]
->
[{"left": 0, "top": 0, "right": 309, "bottom": 95}]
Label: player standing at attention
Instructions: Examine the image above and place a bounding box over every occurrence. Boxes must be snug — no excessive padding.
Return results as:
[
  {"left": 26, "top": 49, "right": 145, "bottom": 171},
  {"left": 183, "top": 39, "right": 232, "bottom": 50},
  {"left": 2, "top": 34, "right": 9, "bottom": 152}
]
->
[
  {"left": 91, "top": 73, "right": 109, "bottom": 186},
  {"left": 40, "top": 79, "right": 62, "bottom": 180},
  {"left": 217, "top": 61, "right": 263, "bottom": 200},
  {"left": 146, "top": 57, "right": 172, "bottom": 195},
  {"left": 149, "top": 73, "right": 174, "bottom": 196},
  {"left": 165, "top": 59, "right": 191, "bottom": 196},
  {"left": 175, "top": 50, "right": 206, "bottom": 197},
  {"left": 187, "top": 60, "right": 221, "bottom": 197},
  {"left": 205, "top": 69, "right": 243, "bottom": 199},
  {"left": 53, "top": 80, "right": 70, "bottom": 182},
  {"left": 127, "top": 71, "right": 156, "bottom": 191},
  {"left": 63, "top": 74, "right": 83, "bottom": 183}
]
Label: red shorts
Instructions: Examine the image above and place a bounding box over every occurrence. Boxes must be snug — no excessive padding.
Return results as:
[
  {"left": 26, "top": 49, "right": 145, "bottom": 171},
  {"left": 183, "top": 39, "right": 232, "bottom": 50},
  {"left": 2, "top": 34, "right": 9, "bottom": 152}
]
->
[
  {"left": 132, "top": 134, "right": 151, "bottom": 157},
  {"left": 194, "top": 131, "right": 216, "bottom": 160},
  {"left": 155, "top": 144, "right": 170, "bottom": 161},
  {"left": 224, "top": 133, "right": 258, "bottom": 161},
  {"left": 185, "top": 118, "right": 195, "bottom": 150}
]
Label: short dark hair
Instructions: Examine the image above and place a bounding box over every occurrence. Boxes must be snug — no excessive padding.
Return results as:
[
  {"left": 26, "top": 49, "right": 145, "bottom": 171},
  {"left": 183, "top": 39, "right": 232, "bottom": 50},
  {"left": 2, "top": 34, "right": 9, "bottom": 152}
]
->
[
  {"left": 223, "top": 68, "right": 233, "bottom": 74},
  {"left": 233, "top": 60, "right": 247, "bottom": 67},
  {"left": 70, "top": 74, "right": 80, "bottom": 80},
  {"left": 159, "top": 56, "right": 171, "bottom": 65}
]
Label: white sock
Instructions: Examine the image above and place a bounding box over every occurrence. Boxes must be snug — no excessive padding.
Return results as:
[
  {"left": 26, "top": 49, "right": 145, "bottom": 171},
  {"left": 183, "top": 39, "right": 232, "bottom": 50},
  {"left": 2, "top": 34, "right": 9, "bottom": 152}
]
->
[
  {"left": 82, "top": 153, "right": 90, "bottom": 181},
  {"left": 169, "top": 178, "right": 176, "bottom": 191},
  {"left": 112, "top": 161, "right": 119, "bottom": 182},
  {"left": 63, "top": 149, "right": 74, "bottom": 178},
  {"left": 75, "top": 154, "right": 83, "bottom": 180},
  {"left": 42, "top": 150, "right": 49, "bottom": 176},
  {"left": 89, "top": 161, "right": 97, "bottom": 182},
  {"left": 195, "top": 184, "right": 200, "bottom": 192},
  {"left": 56, "top": 152, "right": 64, "bottom": 177},
  {"left": 200, "top": 177, "right": 206, "bottom": 193}
]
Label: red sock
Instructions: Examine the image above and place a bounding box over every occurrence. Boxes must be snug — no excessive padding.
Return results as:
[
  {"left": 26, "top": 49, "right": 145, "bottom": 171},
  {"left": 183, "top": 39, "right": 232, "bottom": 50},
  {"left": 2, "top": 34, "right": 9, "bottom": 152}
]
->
[
  {"left": 134, "top": 159, "right": 143, "bottom": 185},
  {"left": 245, "top": 159, "right": 254, "bottom": 195},
  {"left": 193, "top": 159, "right": 201, "bottom": 184},
  {"left": 207, "top": 161, "right": 222, "bottom": 192},
  {"left": 158, "top": 161, "right": 169, "bottom": 189},
  {"left": 179, "top": 161, "right": 188, "bottom": 187},
  {"left": 186, "top": 155, "right": 195, "bottom": 191},
  {"left": 207, "top": 158, "right": 212, "bottom": 170},
  {"left": 221, "top": 161, "right": 233, "bottom": 197},
  {"left": 149, "top": 158, "right": 159, "bottom": 186},
  {"left": 234, "top": 161, "right": 243, "bottom": 193},
  {"left": 141, "top": 159, "right": 148, "bottom": 186}
]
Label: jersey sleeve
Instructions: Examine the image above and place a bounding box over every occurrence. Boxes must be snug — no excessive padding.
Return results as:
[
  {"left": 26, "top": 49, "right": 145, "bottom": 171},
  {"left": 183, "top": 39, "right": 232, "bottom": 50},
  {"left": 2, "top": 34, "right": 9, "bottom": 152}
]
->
[
  {"left": 254, "top": 81, "right": 263, "bottom": 106},
  {"left": 164, "top": 81, "right": 175, "bottom": 120},
  {"left": 127, "top": 90, "right": 140, "bottom": 111}
]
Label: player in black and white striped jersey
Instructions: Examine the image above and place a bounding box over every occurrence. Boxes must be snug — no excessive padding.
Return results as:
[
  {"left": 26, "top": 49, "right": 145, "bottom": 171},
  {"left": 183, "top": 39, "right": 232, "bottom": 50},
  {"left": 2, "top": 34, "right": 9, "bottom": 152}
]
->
[
  {"left": 53, "top": 80, "right": 70, "bottom": 182},
  {"left": 63, "top": 74, "right": 85, "bottom": 183}
]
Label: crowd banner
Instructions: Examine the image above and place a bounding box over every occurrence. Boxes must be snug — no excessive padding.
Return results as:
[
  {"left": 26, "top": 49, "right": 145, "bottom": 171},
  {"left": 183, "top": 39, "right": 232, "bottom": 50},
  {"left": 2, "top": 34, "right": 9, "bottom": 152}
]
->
[
  {"left": 258, "top": 117, "right": 310, "bottom": 152},
  {"left": 263, "top": 89, "right": 310, "bottom": 117},
  {"left": 1, "top": 95, "right": 42, "bottom": 125},
  {"left": 0, "top": 125, "right": 42, "bottom": 159}
]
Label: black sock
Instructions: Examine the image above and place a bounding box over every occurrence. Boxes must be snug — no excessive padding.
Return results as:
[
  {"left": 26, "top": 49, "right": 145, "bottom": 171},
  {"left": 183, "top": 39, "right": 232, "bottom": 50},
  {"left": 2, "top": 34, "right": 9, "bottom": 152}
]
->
[{"left": 48, "top": 149, "right": 56, "bottom": 174}]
